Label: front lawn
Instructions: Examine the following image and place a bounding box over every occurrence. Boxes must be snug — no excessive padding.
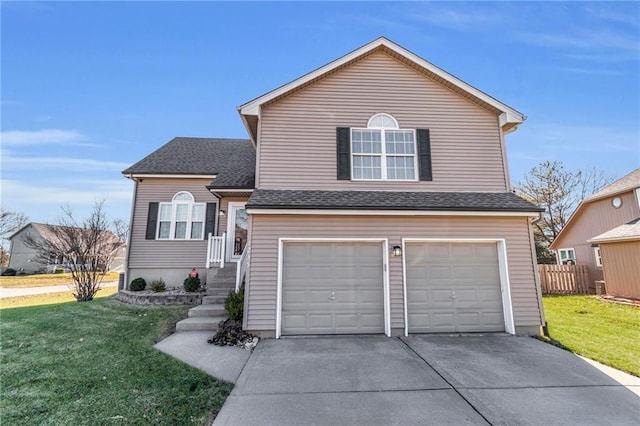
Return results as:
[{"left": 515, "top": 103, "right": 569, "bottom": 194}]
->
[
  {"left": 0, "top": 297, "right": 232, "bottom": 425},
  {"left": 543, "top": 295, "right": 640, "bottom": 377},
  {"left": 0, "top": 286, "right": 118, "bottom": 309},
  {"left": 0, "top": 271, "right": 120, "bottom": 288}
]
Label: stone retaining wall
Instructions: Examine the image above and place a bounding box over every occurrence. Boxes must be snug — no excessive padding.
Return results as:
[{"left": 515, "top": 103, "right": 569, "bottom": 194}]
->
[{"left": 117, "top": 290, "right": 203, "bottom": 305}]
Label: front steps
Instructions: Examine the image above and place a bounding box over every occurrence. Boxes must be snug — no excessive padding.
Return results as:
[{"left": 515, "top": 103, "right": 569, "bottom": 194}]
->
[{"left": 175, "top": 264, "right": 237, "bottom": 332}]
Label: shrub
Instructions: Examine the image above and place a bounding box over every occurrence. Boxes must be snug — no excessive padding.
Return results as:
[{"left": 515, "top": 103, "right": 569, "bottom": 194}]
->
[
  {"left": 150, "top": 278, "right": 166, "bottom": 293},
  {"left": 130, "top": 277, "right": 146, "bottom": 291},
  {"left": 183, "top": 276, "right": 201, "bottom": 292},
  {"left": 225, "top": 289, "right": 244, "bottom": 321},
  {"left": 1, "top": 268, "right": 16, "bottom": 276}
]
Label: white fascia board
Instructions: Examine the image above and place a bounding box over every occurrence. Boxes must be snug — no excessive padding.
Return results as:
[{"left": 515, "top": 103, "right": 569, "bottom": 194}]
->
[
  {"left": 127, "top": 174, "right": 217, "bottom": 179},
  {"left": 588, "top": 236, "right": 640, "bottom": 244},
  {"left": 209, "top": 189, "right": 254, "bottom": 193},
  {"left": 247, "top": 208, "right": 539, "bottom": 217},
  {"left": 239, "top": 37, "right": 525, "bottom": 124}
]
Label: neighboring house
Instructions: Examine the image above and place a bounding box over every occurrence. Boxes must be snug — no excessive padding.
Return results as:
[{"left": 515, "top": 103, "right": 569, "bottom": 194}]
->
[
  {"left": 588, "top": 218, "right": 640, "bottom": 300},
  {"left": 550, "top": 168, "right": 640, "bottom": 289},
  {"left": 123, "top": 37, "right": 545, "bottom": 337},
  {"left": 8, "top": 222, "right": 126, "bottom": 274}
]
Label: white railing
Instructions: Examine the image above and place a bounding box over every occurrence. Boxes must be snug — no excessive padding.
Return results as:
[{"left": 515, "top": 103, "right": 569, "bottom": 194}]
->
[
  {"left": 206, "top": 232, "right": 226, "bottom": 269},
  {"left": 235, "top": 246, "right": 249, "bottom": 292}
]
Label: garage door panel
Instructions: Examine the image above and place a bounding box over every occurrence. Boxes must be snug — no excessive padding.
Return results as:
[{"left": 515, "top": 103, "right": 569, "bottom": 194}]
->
[
  {"left": 282, "top": 241, "right": 385, "bottom": 335},
  {"left": 406, "top": 242, "right": 505, "bottom": 333}
]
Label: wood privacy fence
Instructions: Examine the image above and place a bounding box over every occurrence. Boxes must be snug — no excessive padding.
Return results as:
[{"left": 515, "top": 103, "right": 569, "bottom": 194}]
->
[{"left": 538, "top": 264, "right": 590, "bottom": 294}]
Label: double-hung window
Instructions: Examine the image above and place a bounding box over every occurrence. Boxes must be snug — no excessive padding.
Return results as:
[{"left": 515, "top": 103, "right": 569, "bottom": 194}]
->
[
  {"left": 157, "top": 191, "right": 205, "bottom": 240},
  {"left": 351, "top": 113, "right": 417, "bottom": 181},
  {"left": 594, "top": 247, "right": 602, "bottom": 267},
  {"left": 557, "top": 248, "right": 576, "bottom": 265}
]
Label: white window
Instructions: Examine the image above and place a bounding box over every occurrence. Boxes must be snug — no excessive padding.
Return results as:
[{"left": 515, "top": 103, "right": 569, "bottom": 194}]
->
[
  {"left": 594, "top": 247, "right": 602, "bottom": 267},
  {"left": 351, "top": 113, "right": 417, "bottom": 181},
  {"left": 157, "top": 191, "right": 205, "bottom": 240},
  {"left": 557, "top": 248, "right": 576, "bottom": 265}
]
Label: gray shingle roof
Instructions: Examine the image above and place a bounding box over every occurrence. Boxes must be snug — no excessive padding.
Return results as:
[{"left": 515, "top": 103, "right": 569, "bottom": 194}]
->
[
  {"left": 122, "top": 137, "right": 255, "bottom": 188},
  {"left": 586, "top": 168, "right": 640, "bottom": 201},
  {"left": 589, "top": 217, "right": 640, "bottom": 243},
  {"left": 246, "top": 189, "right": 544, "bottom": 212}
]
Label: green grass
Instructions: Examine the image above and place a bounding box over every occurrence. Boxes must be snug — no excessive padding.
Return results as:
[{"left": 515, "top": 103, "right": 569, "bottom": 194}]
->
[
  {"left": 0, "top": 286, "right": 118, "bottom": 309},
  {"left": 0, "top": 297, "right": 233, "bottom": 425},
  {"left": 0, "top": 272, "right": 120, "bottom": 288},
  {"left": 543, "top": 295, "right": 640, "bottom": 377}
]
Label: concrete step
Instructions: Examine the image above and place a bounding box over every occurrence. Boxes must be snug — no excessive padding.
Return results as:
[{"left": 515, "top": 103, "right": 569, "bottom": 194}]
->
[
  {"left": 207, "top": 287, "right": 234, "bottom": 296},
  {"left": 206, "top": 281, "right": 236, "bottom": 289},
  {"left": 202, "top": 295, "right": 231, "bottom": 305},
  {"left": 175, "top": 316, "right": 226, "bottom": 332},
  {"left": 188, "top": 304, "right": 226, "bottom": 317}
]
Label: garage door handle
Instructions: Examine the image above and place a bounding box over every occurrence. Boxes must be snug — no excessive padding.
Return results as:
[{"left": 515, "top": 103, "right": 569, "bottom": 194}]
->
[
  {"left": 329, "top": 296, "right": 336, "bottom": 301},
  {"left": 450, "top": 295, "right": 456, "bottom": 299}
]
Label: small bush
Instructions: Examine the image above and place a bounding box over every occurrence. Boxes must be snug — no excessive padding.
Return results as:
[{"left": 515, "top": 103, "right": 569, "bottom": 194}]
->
[
  {"left": 130, "top": 277, "right": 146, "bottom": 291},
  {"left": 150, "top": 278, "right": 166, "bottom": 293},
  {"left": 225, "top": 289, "right": 244, "bottom": 321},
  {"left": 1, "top": 268, "right": 16, "bottom": 276},
  {"left": 2, "top": 268, "right": 17, "bottom": 276},
  {"left": 183, "top": 276, "right": 201, "bottom": 292}
]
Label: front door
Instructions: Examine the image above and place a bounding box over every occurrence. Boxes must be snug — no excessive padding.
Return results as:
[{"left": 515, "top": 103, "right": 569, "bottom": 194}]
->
[{"left": 227, "top": 202, "right": 248, "bottom": 261}]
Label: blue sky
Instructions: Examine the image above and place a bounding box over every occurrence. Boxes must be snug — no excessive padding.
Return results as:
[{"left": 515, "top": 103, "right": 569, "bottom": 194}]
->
[{"left": 2, "top": 1, "right": 639, "bottom": 225}]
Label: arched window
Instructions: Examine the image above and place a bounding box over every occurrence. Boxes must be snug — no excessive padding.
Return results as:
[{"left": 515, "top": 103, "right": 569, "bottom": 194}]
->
[
  {"left": 157, "top": 191, "right": 205, "bottom": 239},
  {"left": 367, "top": 113, "right": 399, "bottom": 129},
  {"left": 351, "top": 113, "right": 417, "bottom": 180}
]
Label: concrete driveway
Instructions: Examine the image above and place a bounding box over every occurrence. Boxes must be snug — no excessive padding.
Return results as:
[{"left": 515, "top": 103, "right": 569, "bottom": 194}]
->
[{"left": 214, "top": 335, "right": 639, "bottom": 425}]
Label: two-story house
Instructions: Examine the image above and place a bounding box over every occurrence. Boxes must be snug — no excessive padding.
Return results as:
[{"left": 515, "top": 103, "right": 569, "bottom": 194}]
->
[{"left": 123, "top": 37, "right": 545, "bottom": 337}]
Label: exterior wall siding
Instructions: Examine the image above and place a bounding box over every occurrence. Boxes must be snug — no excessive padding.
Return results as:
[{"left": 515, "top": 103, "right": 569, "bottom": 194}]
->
[
  {"left": 553, "top": 191, "right": 639, "bottom": 287},
  {"left": 246, "top": 215, "right": 542, "bottom": 333},
  {"left": 128, "top": 178, "right": 218, "bottom": 271},
  {"left": 7, "top": 227, "right": 43, "bottom": 274},
  {"left": 258, "top": 52, "right": 507, "bottom": 192},
  {"left": 600, "top": 241, "right": 640, "bottom": 299}
]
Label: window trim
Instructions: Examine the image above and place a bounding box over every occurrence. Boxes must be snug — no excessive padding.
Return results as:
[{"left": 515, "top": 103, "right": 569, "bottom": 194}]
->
[
  {"left": 557, "top": 248, "right": 576, "bottom": 265},
  {"left": 350, "top": 114, "right": 419, "bottom": 181},
  {"left": 156, "top": 191, "right": 206, "bottom": 240},
  {"left": 594, "top": 246, "right": 602, "bottom": 268}
]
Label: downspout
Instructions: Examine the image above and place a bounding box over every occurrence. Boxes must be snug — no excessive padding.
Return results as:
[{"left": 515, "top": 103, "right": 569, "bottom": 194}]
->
[
  {"left": 123, "top": 175, "right": 138, "bottom": 290},
  {"left": 529, "top": 213, "right": 548, "bottom": 336}
]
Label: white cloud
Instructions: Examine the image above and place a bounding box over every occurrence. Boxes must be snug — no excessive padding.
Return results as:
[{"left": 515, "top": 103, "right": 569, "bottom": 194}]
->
[
  {"left": 1, "top": 153, "right": 130, "bottom": 171},
  {"left": 1, "top": 129, "right": 94, "bottom": 146},
  {"left": 0, "top": 179, "right": 133, "bottom": 223},
  {"left": 518, "top": 29, "right": 640, "bottom": 52}
]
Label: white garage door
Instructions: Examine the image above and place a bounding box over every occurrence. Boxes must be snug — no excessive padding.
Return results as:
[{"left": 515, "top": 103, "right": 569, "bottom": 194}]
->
[
  {"left": 281, "top": 241, "right": 385, "bottom": 335},
  {"left": 405, "top": 242, "right": 505, "bottom": 333}
]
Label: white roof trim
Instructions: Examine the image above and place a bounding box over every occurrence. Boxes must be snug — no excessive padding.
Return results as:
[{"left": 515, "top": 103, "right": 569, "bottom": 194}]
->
[
  {"left": 125, "top": 174, "right": 217, "bottom": 179},
  {"left": 239, "top": 37, "right": 525, "bottom": 128},
  {"left": 247, "top": 208, "right": 538, "bottom": 217}
]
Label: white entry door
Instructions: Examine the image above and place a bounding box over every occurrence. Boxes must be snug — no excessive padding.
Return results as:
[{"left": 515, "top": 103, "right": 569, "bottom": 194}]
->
[{"left": 226, "top": 202, "right": 247, "bottom": 262}]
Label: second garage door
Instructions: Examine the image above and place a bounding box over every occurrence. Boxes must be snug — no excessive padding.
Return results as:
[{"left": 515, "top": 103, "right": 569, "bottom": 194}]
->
[
  {"left": 281, "top": 241, "right": 385, "bottom": 335},
  {"left": 405, "top": 242, "right": 505, "bottom": 333}
]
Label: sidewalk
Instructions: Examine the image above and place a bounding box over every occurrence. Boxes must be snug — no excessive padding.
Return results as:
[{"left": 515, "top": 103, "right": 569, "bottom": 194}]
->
[{"left": 0, "top": 281, "right": 118, "bottom": 298}]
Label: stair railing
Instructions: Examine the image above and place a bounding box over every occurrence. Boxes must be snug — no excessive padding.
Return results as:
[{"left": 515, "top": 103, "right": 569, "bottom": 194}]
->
[
  {"left": 235, "top": 246, "right": 249, "bottom": 292},
  {"left": 206, "top": 232, "right": 226, "bottom": 269}
]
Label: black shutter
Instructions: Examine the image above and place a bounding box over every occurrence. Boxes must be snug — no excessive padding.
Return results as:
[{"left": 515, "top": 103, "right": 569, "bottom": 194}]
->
[
  {"left": 417, "top": 129, "right": 432, "bottom": 181},
  {"left": 336, "top": 127, "right": 351, "bottom": 180},
  {"left": 145, "top": 202, "right": 159, "bottom": 240},
  {"left": 204, "top": 202, "right": 217, "bottom": 239}
]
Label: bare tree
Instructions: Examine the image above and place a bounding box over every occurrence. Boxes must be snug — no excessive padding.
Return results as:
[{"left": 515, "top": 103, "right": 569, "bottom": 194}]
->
[
  {"left": 516, "top": 161, "right": 615, "bottom": 264},
  {"left": 24, "top": 201, "right": 126, "bottom": 302},
  {"left": 0, "top": 207, "right": 29, "bottom": 268}
]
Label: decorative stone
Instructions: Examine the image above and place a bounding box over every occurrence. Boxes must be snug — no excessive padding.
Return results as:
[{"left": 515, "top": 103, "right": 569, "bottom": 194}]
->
[{"left": 117, "top": 290, "right": 204, "bottom": 306}]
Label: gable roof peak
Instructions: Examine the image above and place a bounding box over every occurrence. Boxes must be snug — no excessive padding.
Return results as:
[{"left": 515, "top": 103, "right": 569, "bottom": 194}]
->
[
  {"left": 238, "top": 36, "right": 525, "bottom": 135},
  {"left": 586, "top": 167, "right": 640, "bottom": 202}
]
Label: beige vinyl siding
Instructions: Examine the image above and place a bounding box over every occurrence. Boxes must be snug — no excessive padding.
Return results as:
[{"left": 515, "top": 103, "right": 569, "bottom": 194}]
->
[
  {"left": 553, "top": 191, "right": 639, "bottom": 287},
  {"left": 258, "top": 51, "right": 507, "bottom": 192},
  {"left": 246, "top": 215, "right": 541, "bottom": 332},
  {"left": 600, "top": 241, "right": 640, "bottom": 299},
  {"left": 128, "top": 178, "right": 218, "bottom": 269}
]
